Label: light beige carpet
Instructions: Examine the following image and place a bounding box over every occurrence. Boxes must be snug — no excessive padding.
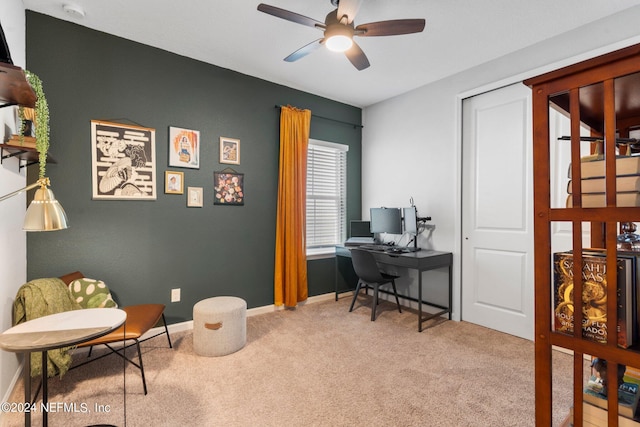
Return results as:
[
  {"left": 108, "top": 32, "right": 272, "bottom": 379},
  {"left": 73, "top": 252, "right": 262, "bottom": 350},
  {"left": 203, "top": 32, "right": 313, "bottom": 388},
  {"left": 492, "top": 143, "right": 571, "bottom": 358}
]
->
[{"left": 2, "top": 296, "right": 574, "bottom": 426}]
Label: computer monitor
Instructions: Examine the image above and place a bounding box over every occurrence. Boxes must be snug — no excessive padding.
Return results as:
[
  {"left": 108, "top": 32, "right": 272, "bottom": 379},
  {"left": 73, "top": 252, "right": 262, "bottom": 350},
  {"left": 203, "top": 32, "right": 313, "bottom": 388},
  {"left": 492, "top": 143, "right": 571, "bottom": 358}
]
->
[
  {"left": 403, "top": 206, "right": 418, "bottom": 234},
  {"left": 370, "top": 208, "right": 402, "bottom": 234},
  {"left": 350, "top": 220, "right": 373, "bottom": 238}
]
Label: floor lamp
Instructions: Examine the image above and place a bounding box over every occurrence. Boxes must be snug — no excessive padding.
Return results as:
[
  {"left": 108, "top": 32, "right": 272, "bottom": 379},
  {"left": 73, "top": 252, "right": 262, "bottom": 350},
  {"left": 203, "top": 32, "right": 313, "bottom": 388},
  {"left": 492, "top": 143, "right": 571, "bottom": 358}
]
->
[{"left": 0, "top": 177, "right": 68, "bottom": 231}]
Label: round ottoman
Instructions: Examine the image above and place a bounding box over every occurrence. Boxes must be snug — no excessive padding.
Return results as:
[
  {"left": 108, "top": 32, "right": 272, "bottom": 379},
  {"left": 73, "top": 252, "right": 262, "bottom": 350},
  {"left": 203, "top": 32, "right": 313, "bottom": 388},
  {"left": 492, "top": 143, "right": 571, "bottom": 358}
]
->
[{"left": 193, "top": 296, "right": 247, "bottom": 357}]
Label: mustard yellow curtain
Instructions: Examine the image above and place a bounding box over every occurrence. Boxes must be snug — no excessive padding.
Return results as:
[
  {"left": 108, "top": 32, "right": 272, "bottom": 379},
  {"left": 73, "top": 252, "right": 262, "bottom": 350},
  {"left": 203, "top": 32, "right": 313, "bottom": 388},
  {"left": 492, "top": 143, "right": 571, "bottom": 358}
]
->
[{"left": 274, "top": 106, "right": 311, "bottom": 307}]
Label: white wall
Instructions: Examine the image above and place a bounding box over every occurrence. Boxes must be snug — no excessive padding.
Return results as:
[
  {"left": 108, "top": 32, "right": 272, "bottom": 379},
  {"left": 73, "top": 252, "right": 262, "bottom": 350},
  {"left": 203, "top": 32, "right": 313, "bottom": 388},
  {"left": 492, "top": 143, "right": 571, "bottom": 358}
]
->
[
  {"left": 362, "top": 6, "right": 640, "bottom": 321},
  {"left": 0, "top": 0, "right": 26, "bottom": 406}
]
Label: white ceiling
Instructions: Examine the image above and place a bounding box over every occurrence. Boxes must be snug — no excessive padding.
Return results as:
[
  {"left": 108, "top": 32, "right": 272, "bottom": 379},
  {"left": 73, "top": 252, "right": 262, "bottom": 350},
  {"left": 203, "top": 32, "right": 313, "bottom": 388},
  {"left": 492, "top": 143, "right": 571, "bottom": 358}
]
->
[{"left": 22, "top": 0, "right": 640, "bottom": 107}]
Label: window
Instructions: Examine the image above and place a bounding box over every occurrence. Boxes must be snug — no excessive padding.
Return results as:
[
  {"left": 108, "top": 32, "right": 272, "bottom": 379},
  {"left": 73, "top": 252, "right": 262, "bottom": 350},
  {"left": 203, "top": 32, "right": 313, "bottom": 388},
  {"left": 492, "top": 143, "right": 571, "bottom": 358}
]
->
[{"left": 306, "top": 139, "right": 348, "bottom": 255}]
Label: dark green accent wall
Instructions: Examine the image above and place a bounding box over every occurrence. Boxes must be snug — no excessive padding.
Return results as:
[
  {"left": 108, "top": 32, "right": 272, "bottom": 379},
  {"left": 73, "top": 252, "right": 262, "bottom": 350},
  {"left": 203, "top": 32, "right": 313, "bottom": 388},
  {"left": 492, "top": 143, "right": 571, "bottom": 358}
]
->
[{"left": 25, "top": 12, "right": 361, "bottom": 323}]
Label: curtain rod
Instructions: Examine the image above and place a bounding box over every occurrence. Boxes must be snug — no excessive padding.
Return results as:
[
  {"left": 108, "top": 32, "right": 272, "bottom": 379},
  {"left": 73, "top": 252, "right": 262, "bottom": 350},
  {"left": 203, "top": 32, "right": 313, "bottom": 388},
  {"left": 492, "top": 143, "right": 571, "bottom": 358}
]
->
[{"left": 274, "top": 105, "right": 363, "bottom": 129}]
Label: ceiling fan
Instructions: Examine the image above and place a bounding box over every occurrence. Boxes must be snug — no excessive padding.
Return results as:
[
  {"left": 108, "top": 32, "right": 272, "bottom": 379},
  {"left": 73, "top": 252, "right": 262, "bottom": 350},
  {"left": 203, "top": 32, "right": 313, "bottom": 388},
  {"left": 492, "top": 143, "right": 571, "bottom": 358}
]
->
[{"left": 257, "top": 0, "right": 425, "bottom": 70}]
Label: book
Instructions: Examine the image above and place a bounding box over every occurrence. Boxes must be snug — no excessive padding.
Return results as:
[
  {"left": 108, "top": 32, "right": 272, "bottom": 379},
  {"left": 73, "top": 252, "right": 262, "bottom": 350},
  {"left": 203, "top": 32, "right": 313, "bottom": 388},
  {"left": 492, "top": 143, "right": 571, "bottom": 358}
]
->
[
  {"left": 553, "top": 252, "right": 633, "bottom": 347},
  {"left": 584, "top": 375, "right": 640, "bottom": 419},
  {"left": 626, "top": 366, "right": 640, "bottom": 386},
  {"left": 567, "top": 176, "right": 640, "bottom": 194},
  {"left": 566, "top": 192, "right": 640, "bottom": 208},
  {"left": 616, "top": 252, "right": 640, "bottom": 346},
  {"left": 568, "top": 155, "right": 640, "bottom": 179},
  {"left": 5, "top": 134, "right": 36, "bottom": 148},
  {"left": 588, "top": 249, "right": 637, "bottom": 347},
  {"left": 581, "top": 401, "right": 640, "bottom": 426}
]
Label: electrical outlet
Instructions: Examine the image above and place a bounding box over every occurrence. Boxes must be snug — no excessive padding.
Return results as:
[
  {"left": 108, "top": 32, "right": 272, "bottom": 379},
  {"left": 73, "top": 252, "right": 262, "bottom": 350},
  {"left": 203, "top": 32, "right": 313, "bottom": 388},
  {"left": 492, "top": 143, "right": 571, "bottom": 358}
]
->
[{"left": 171, "top": 288, "right": 181, "bottom": 303}]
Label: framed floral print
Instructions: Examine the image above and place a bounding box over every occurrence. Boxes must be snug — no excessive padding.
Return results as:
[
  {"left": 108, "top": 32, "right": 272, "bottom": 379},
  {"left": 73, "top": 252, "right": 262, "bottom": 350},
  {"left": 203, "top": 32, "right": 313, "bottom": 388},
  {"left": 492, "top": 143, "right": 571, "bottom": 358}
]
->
[{"left": 214, "top": 171, "right": 244, "bottom": 205}]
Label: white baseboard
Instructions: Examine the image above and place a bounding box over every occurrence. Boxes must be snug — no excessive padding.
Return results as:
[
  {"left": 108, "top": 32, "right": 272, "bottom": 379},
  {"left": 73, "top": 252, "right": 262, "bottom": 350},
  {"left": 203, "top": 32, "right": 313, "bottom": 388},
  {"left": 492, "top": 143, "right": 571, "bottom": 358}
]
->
[
  {"left": 148, "top": 291, "right": 341, "bottom": 338},
  {"left": 0, "top": 358, "right": 24, "bottom": 416}
]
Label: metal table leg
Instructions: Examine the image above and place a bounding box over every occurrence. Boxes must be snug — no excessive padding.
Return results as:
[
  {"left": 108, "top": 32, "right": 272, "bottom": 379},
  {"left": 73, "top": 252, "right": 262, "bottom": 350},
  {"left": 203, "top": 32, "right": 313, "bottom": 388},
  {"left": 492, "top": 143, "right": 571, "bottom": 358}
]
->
[
  {"left": 24, "top": 352, "right": 31, "bottom": 427},
  {"left": 42, "top": 350, "right": 48, "bottom": 427},
  {"left": 418, "top": 271, "right": 423, "bottom": 332}
]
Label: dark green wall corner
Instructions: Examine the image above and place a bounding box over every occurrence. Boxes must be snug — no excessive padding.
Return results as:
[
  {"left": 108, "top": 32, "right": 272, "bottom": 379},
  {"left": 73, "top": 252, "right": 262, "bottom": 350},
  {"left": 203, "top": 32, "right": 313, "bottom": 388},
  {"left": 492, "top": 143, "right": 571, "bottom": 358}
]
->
[{"left": 25, "top": 12, "right": 361, "bottom": 323}]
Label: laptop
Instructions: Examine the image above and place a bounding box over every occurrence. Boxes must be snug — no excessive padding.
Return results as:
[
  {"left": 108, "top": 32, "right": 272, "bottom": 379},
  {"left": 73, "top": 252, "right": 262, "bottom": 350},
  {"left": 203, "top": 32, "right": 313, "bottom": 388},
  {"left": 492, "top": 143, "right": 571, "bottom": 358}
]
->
[{"left": 344, "top": 220, "right": 375, "bottom": 246}]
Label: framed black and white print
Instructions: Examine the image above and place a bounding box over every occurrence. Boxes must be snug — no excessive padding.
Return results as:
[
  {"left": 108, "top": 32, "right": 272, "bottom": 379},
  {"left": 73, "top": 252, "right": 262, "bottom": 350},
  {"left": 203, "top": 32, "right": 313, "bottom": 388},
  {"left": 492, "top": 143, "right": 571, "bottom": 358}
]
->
[{"left": 91, "top": 120, "right": 156, "bottom": 200}]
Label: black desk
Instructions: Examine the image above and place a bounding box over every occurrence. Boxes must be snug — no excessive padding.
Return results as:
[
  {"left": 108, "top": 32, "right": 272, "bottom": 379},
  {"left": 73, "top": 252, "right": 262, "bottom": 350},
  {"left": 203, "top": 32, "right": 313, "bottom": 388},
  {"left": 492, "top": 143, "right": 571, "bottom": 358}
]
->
[{"left": 335, "top": 245, "right": 453, "bottom": 332}]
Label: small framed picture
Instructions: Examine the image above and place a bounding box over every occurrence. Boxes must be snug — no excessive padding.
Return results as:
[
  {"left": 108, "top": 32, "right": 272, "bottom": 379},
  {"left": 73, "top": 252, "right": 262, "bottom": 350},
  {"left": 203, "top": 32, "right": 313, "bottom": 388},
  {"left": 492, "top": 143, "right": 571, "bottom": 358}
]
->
[
  {"left": 169, "top": 127, "right": 200, "bottom": 169},
  {"left": 214, "top": 171, "right": 244, "bottom": 205},
  {"left": 187, "top": 187, "right": 203, "bottom": 207},
  {"left": 165, "top": 171, "right": 184, "bottom": 194},
  {"left": 220, "top": 137, "right": 240, "bottom": 165}
]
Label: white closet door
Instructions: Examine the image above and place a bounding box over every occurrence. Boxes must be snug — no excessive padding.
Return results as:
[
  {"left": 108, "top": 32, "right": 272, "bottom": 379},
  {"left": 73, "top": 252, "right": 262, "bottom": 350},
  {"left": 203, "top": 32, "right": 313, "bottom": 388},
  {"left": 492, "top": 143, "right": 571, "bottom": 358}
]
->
[{"left": 461, "top": 83, "right": 534, "bottom": 340}]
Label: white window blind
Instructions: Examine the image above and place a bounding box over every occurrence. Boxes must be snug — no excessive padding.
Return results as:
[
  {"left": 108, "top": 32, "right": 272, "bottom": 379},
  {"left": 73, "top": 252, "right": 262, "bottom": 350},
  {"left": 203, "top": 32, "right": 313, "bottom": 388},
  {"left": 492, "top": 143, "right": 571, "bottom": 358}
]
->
[{"left": 306, "top": 139, "right": 348, "bottom": 252}]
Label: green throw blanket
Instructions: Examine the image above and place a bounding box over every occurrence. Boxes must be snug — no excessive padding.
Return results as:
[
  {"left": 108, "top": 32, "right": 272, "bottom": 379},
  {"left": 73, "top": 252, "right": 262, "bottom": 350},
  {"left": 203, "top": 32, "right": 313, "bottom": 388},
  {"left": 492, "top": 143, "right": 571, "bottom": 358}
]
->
[{"left": 13, "top": 277, "right": 82, "bottom": 378}]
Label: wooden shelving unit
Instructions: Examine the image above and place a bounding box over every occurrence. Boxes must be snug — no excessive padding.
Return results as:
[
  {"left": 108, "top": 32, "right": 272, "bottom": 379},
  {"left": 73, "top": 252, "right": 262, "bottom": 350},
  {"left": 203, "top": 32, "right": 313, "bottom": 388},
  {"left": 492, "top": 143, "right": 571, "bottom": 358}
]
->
[{"left": 525, "top": 44, "right": 640, "bottom": 426}]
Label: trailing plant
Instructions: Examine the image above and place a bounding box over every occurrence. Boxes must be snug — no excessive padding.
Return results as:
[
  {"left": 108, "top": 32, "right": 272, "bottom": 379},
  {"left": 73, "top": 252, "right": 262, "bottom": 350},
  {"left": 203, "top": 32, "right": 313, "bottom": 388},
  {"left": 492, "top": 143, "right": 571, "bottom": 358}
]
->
[{"left": 18, "top": 70, "right": 50, "bottom": 179}]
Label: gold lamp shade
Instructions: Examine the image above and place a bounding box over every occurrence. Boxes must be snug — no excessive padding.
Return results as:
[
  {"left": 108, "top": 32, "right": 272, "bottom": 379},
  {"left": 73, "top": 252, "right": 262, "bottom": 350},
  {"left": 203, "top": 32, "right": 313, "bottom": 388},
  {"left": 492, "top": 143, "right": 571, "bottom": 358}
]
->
[
  {"left": 0, "top": 177, "right": 69, "bottom": 231},
  {"left": 23, "top": 184, "right": 69, "bottom": 231}
]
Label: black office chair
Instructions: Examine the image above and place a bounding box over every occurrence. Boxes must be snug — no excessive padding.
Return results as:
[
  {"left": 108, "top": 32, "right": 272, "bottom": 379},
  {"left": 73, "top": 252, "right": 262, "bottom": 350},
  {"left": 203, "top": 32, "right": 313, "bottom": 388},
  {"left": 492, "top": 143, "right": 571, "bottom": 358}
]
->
[{"left": 348, "top": 248, "right": 402, "bottom": 321}]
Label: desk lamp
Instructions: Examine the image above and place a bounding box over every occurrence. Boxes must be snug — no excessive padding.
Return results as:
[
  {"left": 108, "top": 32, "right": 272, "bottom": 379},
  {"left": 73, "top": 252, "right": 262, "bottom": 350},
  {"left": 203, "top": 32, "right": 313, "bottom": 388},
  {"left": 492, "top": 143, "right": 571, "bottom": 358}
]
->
[{"left": 0, "top": 177, "right": 68, "bottom": 231}]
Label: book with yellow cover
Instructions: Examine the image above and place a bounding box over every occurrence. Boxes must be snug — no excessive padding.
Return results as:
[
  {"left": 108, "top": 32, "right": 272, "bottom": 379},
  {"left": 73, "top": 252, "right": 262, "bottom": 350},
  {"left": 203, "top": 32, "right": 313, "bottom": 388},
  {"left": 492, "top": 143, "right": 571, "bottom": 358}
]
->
[{"left": 553, "top": 251, "right": 633, "bottom": 347}]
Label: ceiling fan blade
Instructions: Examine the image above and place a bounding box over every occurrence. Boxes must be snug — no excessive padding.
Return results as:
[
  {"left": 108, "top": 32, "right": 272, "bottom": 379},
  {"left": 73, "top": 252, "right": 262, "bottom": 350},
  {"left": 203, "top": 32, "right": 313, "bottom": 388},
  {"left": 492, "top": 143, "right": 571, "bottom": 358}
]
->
[
  {"left": 336, "top": 0, "right": 361, "bottom": 24},
  {"left": 257, "top": 4, "right": 325, "bottom": 29},
  {"left": 345, "top": 41, "right": 370, "bottom": 71},
  {"left": 355, "top": 19, "right": 426, "bottom": 37},
  {"left": 284, "top": 39, "right": 324, "bottom": 62}
]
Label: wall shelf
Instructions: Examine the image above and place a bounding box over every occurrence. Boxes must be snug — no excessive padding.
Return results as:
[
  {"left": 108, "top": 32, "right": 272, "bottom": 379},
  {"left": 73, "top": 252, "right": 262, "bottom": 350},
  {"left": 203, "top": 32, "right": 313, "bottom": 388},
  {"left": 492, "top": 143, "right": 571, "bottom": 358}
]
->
[
  {"left": 0, "top": 143, "right": 55, "bottom": 170},
  {"left": 0, "top": 61, "right": 42, "bottom": 169},
  {"left": 0, "top": 62, "right": 36, "bottom": 109}
]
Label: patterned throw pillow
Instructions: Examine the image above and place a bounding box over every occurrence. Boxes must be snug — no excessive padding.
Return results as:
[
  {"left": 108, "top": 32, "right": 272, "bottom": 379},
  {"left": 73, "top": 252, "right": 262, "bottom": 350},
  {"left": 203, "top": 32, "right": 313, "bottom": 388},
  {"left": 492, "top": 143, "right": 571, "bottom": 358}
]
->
[{"left": 68, "top": 278, "right": 118, "bottom": 309}]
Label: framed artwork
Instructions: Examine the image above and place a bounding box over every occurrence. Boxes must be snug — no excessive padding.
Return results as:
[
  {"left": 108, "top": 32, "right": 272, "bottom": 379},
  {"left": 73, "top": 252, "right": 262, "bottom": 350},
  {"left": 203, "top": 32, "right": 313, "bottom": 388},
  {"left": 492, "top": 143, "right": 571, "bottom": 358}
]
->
[
  {"left": 91, "top": 120, "right": 156, "bottom": 200},
  {"left": 187, "top": 187, "right": 203, "bottom": 207},
  {"left": 169, "top": 126, "right": 200, "bottom": 169},
  {"left": 165, "top": 171, "right": 184, "bottom": 194},
  {"left": 214, "top": 171, "right": 244, "bottom": 205},
  {"left": 219, "top": 137, "right": 240, "bottom": 165}
]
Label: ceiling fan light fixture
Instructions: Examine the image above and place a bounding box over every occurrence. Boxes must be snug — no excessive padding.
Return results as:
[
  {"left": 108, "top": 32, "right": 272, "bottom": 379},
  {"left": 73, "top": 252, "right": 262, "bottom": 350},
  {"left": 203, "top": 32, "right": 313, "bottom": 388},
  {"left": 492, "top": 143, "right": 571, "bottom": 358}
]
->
[
  {"left": 324, "top": 25, "right": 353, "bottom": 52},
  {"left": 326, "top": 35, "right": 352, "bottom": 52},
  {"left": 257, "top": 3, "right": 425, "bottom": 70}
]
